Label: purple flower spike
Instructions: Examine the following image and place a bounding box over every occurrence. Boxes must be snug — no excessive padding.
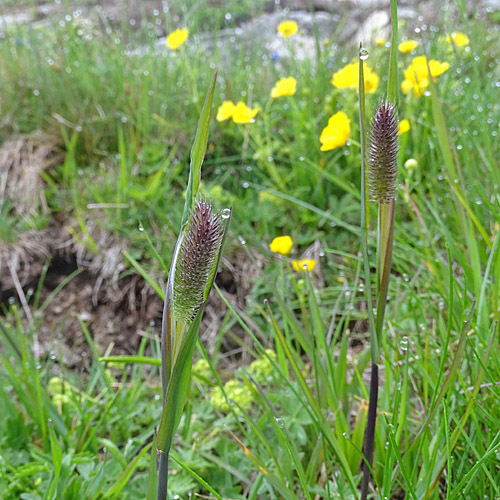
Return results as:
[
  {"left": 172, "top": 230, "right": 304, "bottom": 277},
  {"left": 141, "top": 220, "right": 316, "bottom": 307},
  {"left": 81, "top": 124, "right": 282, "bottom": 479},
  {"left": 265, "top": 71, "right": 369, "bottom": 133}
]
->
[
  {"left": 173, "top": 200, "right": 224, "bottom": 322},
  {"left": 368, "top": 100, "right": 399, "bottom": 204}
]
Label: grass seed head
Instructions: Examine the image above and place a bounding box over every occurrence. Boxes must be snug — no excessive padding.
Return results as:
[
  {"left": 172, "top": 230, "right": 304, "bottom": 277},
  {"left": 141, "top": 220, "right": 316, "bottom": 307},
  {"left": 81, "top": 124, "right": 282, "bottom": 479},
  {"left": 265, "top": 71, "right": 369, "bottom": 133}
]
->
[
  {"left": 173, "top": 200, "right": 224, "bottom": 322},
  {"left": 368, "top": 100, "right": 399, "bottom": 204}
]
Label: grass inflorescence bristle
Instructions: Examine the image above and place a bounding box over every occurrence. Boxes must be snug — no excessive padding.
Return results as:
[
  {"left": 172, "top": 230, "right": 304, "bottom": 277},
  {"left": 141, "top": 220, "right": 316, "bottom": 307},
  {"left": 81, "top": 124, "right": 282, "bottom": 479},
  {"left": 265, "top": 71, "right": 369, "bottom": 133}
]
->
[
  {"left": 173, "top": 200, "right": 224, "bottom": 323},
  {"left": 368, "top": 100, "right": 399, "bottom": 204}
]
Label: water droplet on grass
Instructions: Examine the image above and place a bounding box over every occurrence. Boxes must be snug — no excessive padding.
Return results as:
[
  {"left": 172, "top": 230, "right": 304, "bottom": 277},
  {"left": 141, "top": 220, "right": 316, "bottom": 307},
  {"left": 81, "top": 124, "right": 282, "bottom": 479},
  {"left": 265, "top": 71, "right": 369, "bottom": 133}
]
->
[
  {"left": 359, "top": 47, "right": 369, "bottom": 60},
  {"left": 221, "top": 208, "right": 231, "bottom": 219}
]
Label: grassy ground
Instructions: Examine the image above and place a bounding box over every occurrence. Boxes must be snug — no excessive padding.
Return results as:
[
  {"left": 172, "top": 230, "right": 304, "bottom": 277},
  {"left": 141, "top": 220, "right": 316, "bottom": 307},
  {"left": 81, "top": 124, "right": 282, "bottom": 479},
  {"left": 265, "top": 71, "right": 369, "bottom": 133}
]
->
[{"left": 1, "top": 1, "right": 500, "bottom": 499}]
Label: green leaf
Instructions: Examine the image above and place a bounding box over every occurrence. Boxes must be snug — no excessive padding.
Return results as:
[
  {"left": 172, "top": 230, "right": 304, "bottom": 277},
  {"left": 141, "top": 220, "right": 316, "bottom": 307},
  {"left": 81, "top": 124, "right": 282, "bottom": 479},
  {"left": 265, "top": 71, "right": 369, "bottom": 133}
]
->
[
  {"left": 101, "top": 443, "right": 152, "bottom": 499},
  {"left": 181, "top": 69, "right": 218, "bottom": 227},
  {"left": 157, "top": 306, "right": 204, "bottom": 454}
]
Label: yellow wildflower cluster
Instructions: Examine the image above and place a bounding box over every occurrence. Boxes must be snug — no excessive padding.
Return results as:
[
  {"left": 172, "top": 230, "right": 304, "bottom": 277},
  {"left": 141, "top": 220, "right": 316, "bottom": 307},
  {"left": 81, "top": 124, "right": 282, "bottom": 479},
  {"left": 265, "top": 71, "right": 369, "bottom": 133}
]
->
[
  {"left": 270, "top": 77, "right": 297, "bottom": 98},
  {"left": 270, "top": 235, "right": 293, "bottom": 255},
  {"left": 446, "top": 32, "right": 470, "bottom": 47},
  {"left": 192, "top": 358, "right": 211, "bottom": 380},
  {"left": 211, "top": 380, "right": 253, "bottom": 412},
  {"left": 398, "top": 40, "right": 419, "bottom": 53},
  {"left": 398, "top": 119, "right": 410, "bottom": 135},
  {"left": 248, "top": 349, "right": 277, "bottom": 383},
  {"left": 277, "top": 20, "right": 298, "bottom": 37},
  {"left": 216, "top": 101, "right": 259, "bottom": 124},
  {"left": 320, "top": 111, "right": 350, "bottom": 151},
  {"left": 166, "top": 28, "right": 188, "bottom": 50},
  {"left": 401, "top": 56, "right": 450, "bottom": 97},
  {"left": 269, "top": 235, "right": 317, "bottom": 272},
  {"left": 331, "top": 61, "right": 379, "bottom": 94},
  {"left": 292, "top": 259, "right": 316, "bottom": 272}
]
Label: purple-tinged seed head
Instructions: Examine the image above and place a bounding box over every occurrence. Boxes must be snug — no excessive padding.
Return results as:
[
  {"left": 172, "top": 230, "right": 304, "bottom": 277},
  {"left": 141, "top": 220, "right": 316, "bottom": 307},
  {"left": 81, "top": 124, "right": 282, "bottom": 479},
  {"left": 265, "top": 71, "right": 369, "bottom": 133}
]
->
[
  {"left": 368, "top": 100, "right": 399, "bottom": 204},
  {"left": 173, "top": 200, "right": 224, "bottom": 322}
]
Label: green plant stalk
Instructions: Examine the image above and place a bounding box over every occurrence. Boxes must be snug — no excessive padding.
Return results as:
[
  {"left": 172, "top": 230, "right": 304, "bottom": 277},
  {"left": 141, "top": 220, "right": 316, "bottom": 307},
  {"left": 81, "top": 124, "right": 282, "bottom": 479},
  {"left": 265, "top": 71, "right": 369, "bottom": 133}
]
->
[
  {"left": 358, "top": 48, "right": 379, "bottom": 500},
  {"left": 360, "top": 0, "right": 398, "bottom": 490},
  {"left": 155, "top": 70, "right": 221, "bottom": 500}
]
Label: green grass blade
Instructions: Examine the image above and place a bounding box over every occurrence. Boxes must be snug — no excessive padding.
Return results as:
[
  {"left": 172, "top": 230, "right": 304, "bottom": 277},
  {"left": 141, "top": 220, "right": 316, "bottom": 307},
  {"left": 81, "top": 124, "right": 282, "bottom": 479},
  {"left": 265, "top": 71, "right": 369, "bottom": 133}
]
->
[{"left": 181, "top": 69, "right": 218, "bottom": 227}]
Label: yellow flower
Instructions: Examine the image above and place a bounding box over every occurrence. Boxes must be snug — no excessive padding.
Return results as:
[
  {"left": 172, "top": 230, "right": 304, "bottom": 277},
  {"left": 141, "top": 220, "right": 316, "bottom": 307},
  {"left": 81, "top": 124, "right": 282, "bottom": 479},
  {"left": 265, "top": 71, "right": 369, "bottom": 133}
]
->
[
  {"left": 216, "top": 100, "right": 235, "bottom": 121},
  {"left": 398, "top": 40, "right": 419, "bottom": 53},
  {"left": 166, "top": 28, "right": 188, "bottom": 50},
  {"left": 331, "top": 61, "right": 379, "bottom": 93},
  {"left": 232, "top": 102, "right": 259, "bottom": 124},
  {"left": 270, "top": 235, "right": 293, "bottom": 255},
  {"left": 398, "top": 119, "right": 410, "bottom": 135},
  {"left": 270, "top": 76, "right": 297, "bottom": 98},
  {"left": 375, "top": 37, "right": 386, "bottom": 47},
  {"left": 446, "top": 32, "right": 470, "bottom": 47},
  {"left": 277, "top": 20, "right": 298, "bottom": 37},
  {"left": 292, "top": 259, "right": 316, "bottom": 272},
  {"left": 401, "top": 55, "right": 450, "bottom": 97},
  {"left": 319, "top": 111, "right": 350, "bottom": 151}
]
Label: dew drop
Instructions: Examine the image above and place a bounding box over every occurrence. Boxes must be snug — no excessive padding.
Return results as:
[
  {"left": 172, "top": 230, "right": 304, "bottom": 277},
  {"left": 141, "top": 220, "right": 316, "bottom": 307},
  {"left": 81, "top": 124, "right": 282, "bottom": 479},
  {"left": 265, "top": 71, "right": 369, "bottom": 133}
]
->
[
  {"left": 275, "top": 417, "right": 285, "bottom": 428},
  {"left": 359, "top": 47, "right": 369, "bottom": 60},
  {"left": 221, "top": 208, "right": 231, "bottom": 219}
]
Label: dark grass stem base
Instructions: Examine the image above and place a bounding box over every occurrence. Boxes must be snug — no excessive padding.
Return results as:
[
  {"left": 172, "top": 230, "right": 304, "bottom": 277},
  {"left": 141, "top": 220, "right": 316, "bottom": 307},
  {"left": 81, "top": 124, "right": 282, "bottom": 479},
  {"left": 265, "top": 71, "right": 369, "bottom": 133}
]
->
[
  {"left": 157, "top": 451, "right": 169, "bottom": 500},
  {"left": 360, "top": 362, "right": 379, "bottom": 500}
]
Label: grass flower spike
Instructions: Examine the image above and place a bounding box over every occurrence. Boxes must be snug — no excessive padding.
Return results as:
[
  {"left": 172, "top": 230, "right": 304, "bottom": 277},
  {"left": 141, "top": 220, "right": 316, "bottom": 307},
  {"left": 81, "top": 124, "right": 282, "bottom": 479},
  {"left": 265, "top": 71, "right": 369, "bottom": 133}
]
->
[
  {"left": 277, "top": 20, "right": 298, "bottom": 37},
  {"left": 398, "top": 39, "right": 418, "bottom": 52},
  {"left": 155, "top": 71, "right": 231, "bottom": 500},
  {"left": 270, "top": 77, "right": 297, "bottom": 98},
  {"left": 446, "top": 32, "right": 470, "bottom": 46},
  {"left": 270, "top": 235, "right": 293, "bottom": 255},
  {"left": 332, "top": 61, "right": 379, "bottom": 93},
  {"left": 166, "top": 28, "right": 188, "bottom": 50},
  {"left": 320, "top": 111, "right": 350, "bottom": 151},
  {"left": 368, "top": 101, "right": 399, "bottom": 204},
  {"left": 173, "top": 200, "right": 225, "bottom": 323}
]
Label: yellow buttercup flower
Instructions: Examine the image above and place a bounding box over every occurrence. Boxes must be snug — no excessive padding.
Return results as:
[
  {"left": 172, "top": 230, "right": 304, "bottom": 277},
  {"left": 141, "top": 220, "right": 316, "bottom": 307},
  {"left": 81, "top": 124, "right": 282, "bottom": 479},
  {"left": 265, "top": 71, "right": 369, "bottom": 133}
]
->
[
  {"left": 277, "top": 20, "right": 298, "bottom": 37},
  {"left": 331, "top": 61, "right": 379, "bottom": 94},
  {"left": 320, "top": 111, "right": 350, "bottom": 151},
  {"left": 166, "top": 28, "right": 188, "bottom": 50},
  {"left": 398, "top": 40, "right": 419, "bottom": 53},
  {"left": 216, "top": 101, "right": 235, "bottom": 121},
  {"left": 375, "top": 37, "right": 386, "bottom": 47},
  {"left": 292, "top": 259, "right": 316, "bottom": 272},
  {"left": 232, "top": 102, "right": 259, "bottom": 124},
  {"left": 446, "top": 32, "right": 470, "bottom": 47},
  {"left": 270, "top": 76, "right": 297, "bottom": 98},
  {"left": 398, "top": 119, "right": 410, "bottom": 135},
  {"left": 401, "top": 55, "right": 450, "bottom": 97},
  {"left": 270, "top": 235, "right": 293, "bottom": 255}
]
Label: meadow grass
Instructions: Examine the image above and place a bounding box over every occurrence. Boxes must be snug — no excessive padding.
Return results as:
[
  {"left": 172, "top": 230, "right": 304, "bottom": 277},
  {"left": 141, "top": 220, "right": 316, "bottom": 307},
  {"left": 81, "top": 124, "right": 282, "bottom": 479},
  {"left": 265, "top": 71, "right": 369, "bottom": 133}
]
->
[{"left": 1, "top": 1, "right": 500, "bottom": 499}]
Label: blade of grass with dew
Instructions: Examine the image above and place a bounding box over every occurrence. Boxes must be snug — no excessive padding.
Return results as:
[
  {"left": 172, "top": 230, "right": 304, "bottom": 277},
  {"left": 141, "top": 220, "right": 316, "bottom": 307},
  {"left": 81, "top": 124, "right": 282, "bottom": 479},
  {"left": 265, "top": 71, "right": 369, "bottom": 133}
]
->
[{"left": 181, "top": 69, "right": 218, "bottom": 227}]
